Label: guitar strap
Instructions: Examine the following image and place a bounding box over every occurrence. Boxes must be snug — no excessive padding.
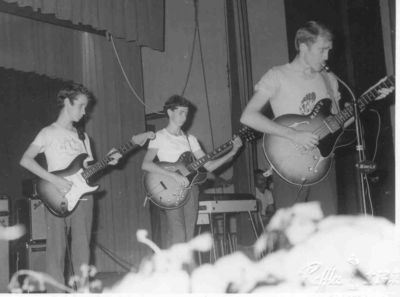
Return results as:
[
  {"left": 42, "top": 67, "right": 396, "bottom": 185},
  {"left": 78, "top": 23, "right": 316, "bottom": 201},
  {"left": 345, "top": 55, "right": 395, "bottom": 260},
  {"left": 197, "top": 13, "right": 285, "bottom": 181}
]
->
[
  {"left": 320, "top": 71, "right": 340, "bottom": 114},
  {"left": 185, "top": 133, "right": 195, "bottom": 155},
  {"left": 79, "top": 132, "right": 89, "bottom": 154}
]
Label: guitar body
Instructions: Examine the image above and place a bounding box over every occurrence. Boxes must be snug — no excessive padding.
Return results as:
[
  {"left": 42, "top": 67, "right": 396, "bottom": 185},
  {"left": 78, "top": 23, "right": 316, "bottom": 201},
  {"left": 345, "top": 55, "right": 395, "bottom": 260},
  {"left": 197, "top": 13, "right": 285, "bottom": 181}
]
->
[
  {"left": 37, "top": 154, "right": 99, "bottom": 217},
  {"left": 264, "top": 75, "right": 395, "bottom": 186},
  {"left": 264, "top": 99, "right": 343, "bottom": 186},
  {"left": 143, "top": 151, "right": 207, "bottom": 209},
  {"left": 35, "top": 132, "right": 153, "bottom": 216}
]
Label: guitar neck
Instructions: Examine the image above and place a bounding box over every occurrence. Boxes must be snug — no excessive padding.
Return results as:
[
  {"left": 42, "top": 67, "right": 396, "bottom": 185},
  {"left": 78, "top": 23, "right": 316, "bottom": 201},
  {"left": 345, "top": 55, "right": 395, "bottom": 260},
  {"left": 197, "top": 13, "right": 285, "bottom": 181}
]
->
[
  {"left": 333, "top": 76, "right": 394, "bottom": 126},
  {"left": 82, "top": 140, "right": 138, "bottom": 180},
  {"left": 189, "top": 139, "right": 234, "bottom": 171},
  {"left": 186, "top": 127, "right": 255, "bottom": 171}
]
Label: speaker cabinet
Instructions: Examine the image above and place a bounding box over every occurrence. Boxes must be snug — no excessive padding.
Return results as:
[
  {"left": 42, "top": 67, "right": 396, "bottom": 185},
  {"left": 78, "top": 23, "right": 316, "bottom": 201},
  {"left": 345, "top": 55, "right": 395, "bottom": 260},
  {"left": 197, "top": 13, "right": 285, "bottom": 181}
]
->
[
  {"left": 25, "top": 242, "right": 46, "bottom": 272},
  {"left": 12, "top": 241, "right": 46, "bottom": 273},
  {"left": 10, "top": 198, "right": 47, "bottom": 279}
]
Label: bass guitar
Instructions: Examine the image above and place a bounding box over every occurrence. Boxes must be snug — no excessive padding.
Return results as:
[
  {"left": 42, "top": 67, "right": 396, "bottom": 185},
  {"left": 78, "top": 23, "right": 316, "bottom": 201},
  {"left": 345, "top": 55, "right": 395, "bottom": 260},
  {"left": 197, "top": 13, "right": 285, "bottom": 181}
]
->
[
  {"left": 143, "top": 126, "right": 257, "bottom": 209},
  {"left": 37, "top": 132, "right": 154, "bottom": 217},
  {"left": 263, "top": 76, "right": 394, "bottom": 186}
]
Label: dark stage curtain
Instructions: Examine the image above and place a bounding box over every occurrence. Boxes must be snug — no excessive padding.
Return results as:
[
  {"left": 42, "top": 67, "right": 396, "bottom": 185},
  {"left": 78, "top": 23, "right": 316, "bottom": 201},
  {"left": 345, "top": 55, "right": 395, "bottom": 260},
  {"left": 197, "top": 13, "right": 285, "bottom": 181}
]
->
[
  {"left": 2, "top": 0, "right": 164, "bottom": 50},
  {"left": 225, "top": 0, "right": 257, "bottom": 246},
  {"left": 225, "top": 0, "right": 255, "bottom": 194},
  {"left": 0, "top": 11, "right": 159, "bottom": 271}
]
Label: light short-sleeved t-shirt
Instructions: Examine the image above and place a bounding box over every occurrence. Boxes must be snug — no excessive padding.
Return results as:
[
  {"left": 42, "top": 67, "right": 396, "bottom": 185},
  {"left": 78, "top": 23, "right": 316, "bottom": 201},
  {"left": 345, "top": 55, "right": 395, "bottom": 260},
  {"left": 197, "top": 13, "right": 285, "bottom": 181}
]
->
[
  {"left": 255, "top": 63, "right": 340, "bottom": 117},
  {"left": 32, "top": 123, "right": 94, "bottom": 172},
  {"left": 148, "top": 128, "right": 202, "bottom": 162},
  {"left": 256, "top": 187, "right": 274, "bottom": 215}
]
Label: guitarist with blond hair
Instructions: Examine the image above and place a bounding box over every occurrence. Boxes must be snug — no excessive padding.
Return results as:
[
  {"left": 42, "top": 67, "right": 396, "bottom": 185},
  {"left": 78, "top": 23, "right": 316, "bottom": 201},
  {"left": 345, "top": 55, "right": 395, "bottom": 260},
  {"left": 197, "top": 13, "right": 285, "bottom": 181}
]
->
[
  {"left": 142, "top": 95, "right": 242, "bottom": 248},
  {"left": 241, "top": 20, "right": 393, "bottom": 216},
  {"left": 241, "top": 21, "right": 341, "bottom": 216},
  {"left": 20, "top": 83, "right": 153, "bottom": 292}
]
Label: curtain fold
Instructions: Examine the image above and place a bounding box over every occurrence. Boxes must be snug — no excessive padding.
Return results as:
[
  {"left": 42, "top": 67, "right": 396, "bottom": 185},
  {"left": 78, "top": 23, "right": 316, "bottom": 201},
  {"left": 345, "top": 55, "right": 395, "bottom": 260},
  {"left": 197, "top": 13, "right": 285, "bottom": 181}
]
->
[
  {"left": 225, "top": 0, "right": 257, "bottom": 246},
  {"left": 2, "top": 0, "right": 165, "bottom": 50},
  {"left": 225, "top": 0, "right": 255, "bottom": 194}
]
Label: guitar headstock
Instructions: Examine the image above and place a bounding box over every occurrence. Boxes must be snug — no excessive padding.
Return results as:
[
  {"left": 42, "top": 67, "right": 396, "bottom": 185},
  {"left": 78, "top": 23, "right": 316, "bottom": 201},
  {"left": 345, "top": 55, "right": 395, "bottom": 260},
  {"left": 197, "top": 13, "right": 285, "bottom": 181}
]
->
[
  {"left": 365, "top": 75, "right": 395, "bottom": 102},
  {"left": 237, "top": 126, "right": 260, "bottom": 143}
]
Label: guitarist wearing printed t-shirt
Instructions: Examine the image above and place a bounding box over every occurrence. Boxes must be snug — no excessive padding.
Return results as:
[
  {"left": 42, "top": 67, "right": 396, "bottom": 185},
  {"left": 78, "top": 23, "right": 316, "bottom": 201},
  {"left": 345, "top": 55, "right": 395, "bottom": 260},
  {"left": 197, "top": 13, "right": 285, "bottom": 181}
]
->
[
  {"left": 20, "top": 83, "right": 153, "bottom": 292},
  {"left": 240, "top": 21, "right": 393, "bottom": 216},
  {"left": 142, "top": 95, "right": 242, "bottom": 248},
  {"left": 241, "top": 21, "right": 341, "bottom": 216}
]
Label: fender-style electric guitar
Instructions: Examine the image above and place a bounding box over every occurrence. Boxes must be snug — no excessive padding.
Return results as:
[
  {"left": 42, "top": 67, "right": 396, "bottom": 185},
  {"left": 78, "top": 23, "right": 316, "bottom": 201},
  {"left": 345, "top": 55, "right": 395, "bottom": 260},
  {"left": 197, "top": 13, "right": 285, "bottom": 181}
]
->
[
  {"left": 143, "top": 126, "right": 257, "bottom": 209},
  {"left": 263, "top": 76, "right": 394, "bottom": 186},
  {"left": 37, "top": 132, "right": 154, "bottom": 217}
]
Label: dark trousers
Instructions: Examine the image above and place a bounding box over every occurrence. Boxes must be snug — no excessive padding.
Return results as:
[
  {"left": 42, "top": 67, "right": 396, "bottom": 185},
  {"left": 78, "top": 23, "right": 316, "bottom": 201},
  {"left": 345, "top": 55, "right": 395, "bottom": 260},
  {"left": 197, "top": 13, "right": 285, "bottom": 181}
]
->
[
  {"left": 164, "top": 186, "right": 199, "bottom": 248},
  {"left": 272, "top": 162, "right": 338, "bottom": 216},
  {"left": 44, "top": 196, "right": 93, "bottom": 292}
]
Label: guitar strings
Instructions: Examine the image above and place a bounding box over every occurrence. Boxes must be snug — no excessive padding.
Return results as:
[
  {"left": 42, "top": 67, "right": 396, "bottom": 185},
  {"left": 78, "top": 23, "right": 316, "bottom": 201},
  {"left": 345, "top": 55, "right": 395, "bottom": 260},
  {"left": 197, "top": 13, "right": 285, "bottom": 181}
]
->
[{"left": 311, "top": 124, "right": 330, "bottom": 138}]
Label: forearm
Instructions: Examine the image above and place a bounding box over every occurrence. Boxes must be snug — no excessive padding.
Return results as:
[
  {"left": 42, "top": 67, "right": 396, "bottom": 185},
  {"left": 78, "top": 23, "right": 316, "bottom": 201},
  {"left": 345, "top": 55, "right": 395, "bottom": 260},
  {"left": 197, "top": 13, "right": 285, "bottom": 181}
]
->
[
  {"left": 203, "top": 150, "right": 236, "bottom": 172},
  {"left": 240, "top": 111, "right": 295, "bottom": 140},
  {"left": 20, "top": 157, "right": 56, "bottom": 183},
  {"left": 142, "top": 160, "right": 177, "bottom": 178}
]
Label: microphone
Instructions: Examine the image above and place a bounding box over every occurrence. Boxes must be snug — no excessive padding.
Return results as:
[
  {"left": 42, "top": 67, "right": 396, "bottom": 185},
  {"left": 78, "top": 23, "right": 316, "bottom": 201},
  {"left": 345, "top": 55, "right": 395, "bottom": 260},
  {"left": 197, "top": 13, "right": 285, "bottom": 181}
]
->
[{"left": 322, "top": 64, "right": 330, "bottom": 72}]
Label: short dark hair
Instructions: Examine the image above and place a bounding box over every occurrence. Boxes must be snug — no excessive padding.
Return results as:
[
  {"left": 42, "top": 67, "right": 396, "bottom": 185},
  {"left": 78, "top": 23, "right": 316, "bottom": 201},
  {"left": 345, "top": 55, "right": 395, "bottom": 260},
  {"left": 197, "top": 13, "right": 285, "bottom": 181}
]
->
[
  {"left": 163, "top": 95, "right": 191, "bottom": 114},
  {"left": 56, "top": 83, "right": 94, "bottom": 110},
  {"left": 254, "top": 169, "right": 265, "bottom": 177},
  {"left": 294, "top": 21, "right": 333, "bottom": 51}
]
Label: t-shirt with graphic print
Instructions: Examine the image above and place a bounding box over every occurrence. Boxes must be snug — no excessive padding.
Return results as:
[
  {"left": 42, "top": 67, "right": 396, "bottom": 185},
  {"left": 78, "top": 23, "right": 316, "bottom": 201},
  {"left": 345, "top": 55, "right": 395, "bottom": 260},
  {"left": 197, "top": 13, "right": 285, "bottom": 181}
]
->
[
  {"left": 254, "top": 63, "right": 340, "bottom": 118},
  {"left": 32, "top": 122, "right": 94, "bottom": 172}
]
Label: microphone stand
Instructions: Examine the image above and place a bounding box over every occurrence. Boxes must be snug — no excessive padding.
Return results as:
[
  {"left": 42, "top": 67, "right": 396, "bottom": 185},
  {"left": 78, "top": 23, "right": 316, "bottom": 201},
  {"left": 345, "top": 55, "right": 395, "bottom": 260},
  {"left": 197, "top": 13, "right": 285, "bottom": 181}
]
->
[
  {"left": 351, "top": 91, "right": 370, "bottom": 215},
  {"left": 324, "top": 66, "right": 373, "bottom": 215}
]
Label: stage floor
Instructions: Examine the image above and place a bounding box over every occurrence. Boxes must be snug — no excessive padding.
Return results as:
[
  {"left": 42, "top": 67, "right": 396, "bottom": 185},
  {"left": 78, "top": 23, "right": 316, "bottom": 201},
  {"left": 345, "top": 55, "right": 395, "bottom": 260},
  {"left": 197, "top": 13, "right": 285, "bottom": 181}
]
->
[{"left": 96, "top": 271, "right": 127, "bottom": 290}]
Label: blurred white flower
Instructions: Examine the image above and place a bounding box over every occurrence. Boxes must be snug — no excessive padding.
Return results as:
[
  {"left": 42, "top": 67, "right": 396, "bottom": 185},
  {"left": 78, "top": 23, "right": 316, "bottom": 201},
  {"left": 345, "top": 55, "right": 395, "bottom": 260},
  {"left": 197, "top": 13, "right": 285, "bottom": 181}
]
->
[{"left": 0, "top": 224, "right": 25, "bottom": 241}]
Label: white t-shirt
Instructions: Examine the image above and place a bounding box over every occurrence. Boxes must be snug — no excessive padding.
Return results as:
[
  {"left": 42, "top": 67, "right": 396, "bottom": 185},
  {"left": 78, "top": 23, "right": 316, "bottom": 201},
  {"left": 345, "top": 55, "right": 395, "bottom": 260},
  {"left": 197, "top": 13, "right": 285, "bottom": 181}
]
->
[
  {"left": 255, "top": 63, "right": 340, "bottom": 117},
  {"left": 256, "top": 187, "right": 274, "bottom": 215},
  {"left": 148, "top": 128, "right": 202, "bottom": 162},
  {"left": 32, "top": 123, "right": 94, "bottom": 172}
]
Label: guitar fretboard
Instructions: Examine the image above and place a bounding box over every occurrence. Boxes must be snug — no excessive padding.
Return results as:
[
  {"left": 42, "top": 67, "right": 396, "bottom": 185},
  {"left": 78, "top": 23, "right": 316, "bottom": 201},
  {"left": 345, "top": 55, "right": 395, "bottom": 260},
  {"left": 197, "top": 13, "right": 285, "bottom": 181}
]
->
[
  {"left": 186, "top": 127, "right": 255, "bottom": 171},
  {"left": 333, "top": 76, "right": 394, "bottom": 127},
  {"left": 82, "top": 140, "right": 138, "bottom": 180},
  {"left": 188, "top": 140, "right": 234, "bottom": 171}
]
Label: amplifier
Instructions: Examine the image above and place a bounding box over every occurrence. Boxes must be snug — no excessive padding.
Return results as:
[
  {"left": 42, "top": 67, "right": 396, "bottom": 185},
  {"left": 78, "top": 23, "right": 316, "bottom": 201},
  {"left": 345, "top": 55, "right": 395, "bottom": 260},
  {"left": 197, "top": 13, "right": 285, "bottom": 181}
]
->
[
  {"left": 0, "top": 194, "right": 9, "bottom": 215},
  {"left": 29, "top": 199, "right": 46, "bottom": 242},
  {"left": 21, "top": 178, "right": 38, "bottom": 199},
  {"left": 16, "top": 198, "right": 47, "bottom": 242},
  {"left": 0, "top": 205, "right": 9, "bottom": 293}
]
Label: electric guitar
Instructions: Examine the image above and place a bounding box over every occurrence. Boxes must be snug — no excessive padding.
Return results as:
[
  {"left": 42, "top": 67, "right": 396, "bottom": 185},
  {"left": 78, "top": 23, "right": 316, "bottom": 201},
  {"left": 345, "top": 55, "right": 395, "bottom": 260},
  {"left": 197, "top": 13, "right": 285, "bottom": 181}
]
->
[
  {"left": 263, "top": 75, "right": 394, "bottom": 186},
  {"left": 143, "top": 126, "right": 257, "bottom": 209},
  {"left": 37, "top": 132, "right": 154, "bottom": 217}
]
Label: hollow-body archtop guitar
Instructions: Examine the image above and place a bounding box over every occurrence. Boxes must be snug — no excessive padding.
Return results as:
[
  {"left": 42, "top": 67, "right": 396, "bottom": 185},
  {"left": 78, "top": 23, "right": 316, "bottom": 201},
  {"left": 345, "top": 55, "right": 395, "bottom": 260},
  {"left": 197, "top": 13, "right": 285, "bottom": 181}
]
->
[
  {"left": 143, "top": 126, "right": 257, "bottom": 209},
  {"left": 263, "top": 76, "right": 394, "bottom": 186}
]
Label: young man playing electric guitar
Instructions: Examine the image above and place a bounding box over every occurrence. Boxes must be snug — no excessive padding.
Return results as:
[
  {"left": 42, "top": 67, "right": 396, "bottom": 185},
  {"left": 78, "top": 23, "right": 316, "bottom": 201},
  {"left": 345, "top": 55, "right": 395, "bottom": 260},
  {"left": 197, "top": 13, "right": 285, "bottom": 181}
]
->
[
  {"left": 20, "top": 83, "right": 153, "bottom": 292},
  {"left": 240, "top": 20, "right": 394, "bottom": 216},
  {"left": 241, "top": 21, "right": 341, "bottom": 216},
  {"left": 142, "top": 95, "right": 242, "bottom": 248}
]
